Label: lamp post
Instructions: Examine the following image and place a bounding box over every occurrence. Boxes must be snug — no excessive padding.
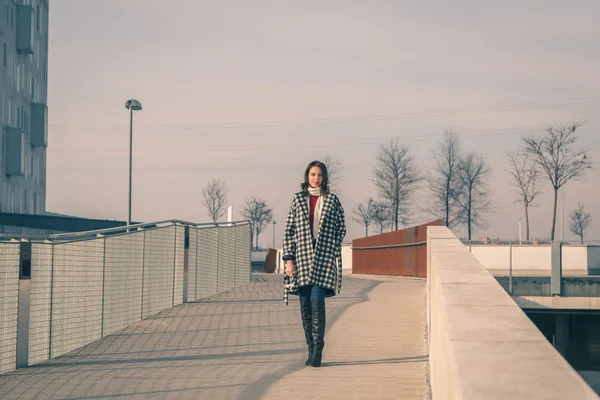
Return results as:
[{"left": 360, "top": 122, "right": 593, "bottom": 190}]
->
[
  {"left": 272, "top": 220, "right": 277, "bottom": 249},
  {"left": 125, "top": 99, "right": 142, "bottom": 226},
  {"left": 518, "top": 217, "right": 522, "bottom": 245}
]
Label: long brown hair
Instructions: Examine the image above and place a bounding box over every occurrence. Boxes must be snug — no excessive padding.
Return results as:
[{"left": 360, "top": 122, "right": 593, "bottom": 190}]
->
[{"left": 300, "top": 160, "right": 330, "bottom": 194}]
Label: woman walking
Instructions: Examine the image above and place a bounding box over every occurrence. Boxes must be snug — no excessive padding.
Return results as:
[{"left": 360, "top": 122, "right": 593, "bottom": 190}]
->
[{"left": 282, "top": 160, "right": 346, "bottom": 367}]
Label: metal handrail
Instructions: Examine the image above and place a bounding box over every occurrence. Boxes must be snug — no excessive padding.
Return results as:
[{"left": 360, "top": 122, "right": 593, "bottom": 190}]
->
[
  {"left": 352, "top": 241, "right": 427, "bottom": 250},
  {"left": 0, "top": 218, "right": 251, "bottom": 242}
]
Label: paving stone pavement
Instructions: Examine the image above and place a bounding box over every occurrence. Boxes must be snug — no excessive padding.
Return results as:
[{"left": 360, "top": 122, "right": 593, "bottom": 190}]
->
[{"left": 0, "top": 274, "right": 428, "bottom": 400}]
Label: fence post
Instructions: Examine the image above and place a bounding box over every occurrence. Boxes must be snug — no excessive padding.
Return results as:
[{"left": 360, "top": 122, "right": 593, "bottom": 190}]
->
[
  {"left": 248, "top": 224, "right": 252, "bottom": 282},
  {"left": 100, "top": 235, "right": 106, "bottom": 337},
  {"left": 551, "top": 241, "right": 563, "bottom": 296},
  {"left": 509, "top": 241, "right": 513, "bottom": 295},
  {"left": 48, "top": 240, "right": 55, "bottom": 360},
  {"left": 234, "top": 225, "right": 238, "bottom": 287},
  {"left": 216, "top": 226, "right": 220, "bottom": 294},
  {"left": 183, "top": 226, "right": 190, "bottom": 303},
  {"left": 16, "top": 241, "right": 31, "bottom": 368},
  {"left": 172, "top": 224, "right": 177, "bottom": 306},
  {"left": 140, "top": 229, "right": 146, "bottom": 320},
  {"left": 195, "top": 227, "right": 199, "bottom": 302}
]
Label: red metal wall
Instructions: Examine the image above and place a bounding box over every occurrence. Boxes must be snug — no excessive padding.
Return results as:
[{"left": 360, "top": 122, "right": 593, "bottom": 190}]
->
[
  {"left": 264, "top": 248, "right": 278, "bottom": 273},
  {"left": 352, "top": 219, "right": 444, "bottom": 277}
]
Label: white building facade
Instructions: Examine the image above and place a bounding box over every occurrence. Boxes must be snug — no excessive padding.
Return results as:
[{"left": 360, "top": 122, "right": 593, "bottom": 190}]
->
[{"left": 0, "top": 0, "right": 49, "bottom": 215}]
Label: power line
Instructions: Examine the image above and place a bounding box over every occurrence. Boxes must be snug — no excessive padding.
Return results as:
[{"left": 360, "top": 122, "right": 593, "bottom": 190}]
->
[
  {"left": 47, "top": 122, "right": 598, "bottom": 153},
  {"left": 47, "top": 95, "right": 600, "bottom": 131},
  {"left": 46, "top": 142, "right": 600, "bottom": 173}
]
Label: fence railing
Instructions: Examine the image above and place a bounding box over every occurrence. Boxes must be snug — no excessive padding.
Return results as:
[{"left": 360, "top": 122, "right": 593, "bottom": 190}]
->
[{"left": 0, "top": 219, "right": 251, "bottom": 375}]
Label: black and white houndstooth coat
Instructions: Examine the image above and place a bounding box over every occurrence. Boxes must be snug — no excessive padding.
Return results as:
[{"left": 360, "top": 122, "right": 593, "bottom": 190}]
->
[{"left": 282, "top": 192, "right": 346, "bottom": 299}]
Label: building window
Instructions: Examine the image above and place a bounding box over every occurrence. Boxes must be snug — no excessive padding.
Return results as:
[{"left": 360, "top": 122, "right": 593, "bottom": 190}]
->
[
  {"left": 3, "top": 43, "right": 6, "bottom": 67},
  {"left": 24, "top": 190, "right": 28, "bottom": 213},
  {"left": 10, "top": 7, "right": 13, "bottom": 30},
  {"left": 31, "top": 77, "right": 35, "bottom": 99},
  {"left": 36, "top": 6, "right": 40, "bottom": 32},
  {"left": 33, "top": 193, "right": 38, "bottom": 214}
]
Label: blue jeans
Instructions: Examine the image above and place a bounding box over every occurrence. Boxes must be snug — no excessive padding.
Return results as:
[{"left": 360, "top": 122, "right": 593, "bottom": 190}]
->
[{"left": 299, "top": 285, "right": 325, "bottom": 302}]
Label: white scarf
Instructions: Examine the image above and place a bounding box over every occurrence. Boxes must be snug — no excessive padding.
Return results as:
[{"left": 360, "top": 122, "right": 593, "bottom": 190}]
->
[{"left": 307, "top": 186, "right": 324, "bottom": 239}]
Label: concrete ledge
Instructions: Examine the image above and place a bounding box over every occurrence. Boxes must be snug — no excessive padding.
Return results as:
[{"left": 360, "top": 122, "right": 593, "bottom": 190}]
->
[{"left": 427, "top": 226, "right": 598, "bottom": 399}]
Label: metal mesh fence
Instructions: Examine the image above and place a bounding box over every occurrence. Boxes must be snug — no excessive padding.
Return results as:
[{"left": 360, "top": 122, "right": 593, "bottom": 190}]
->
[
  {"left": 197, "top": 227, "right": 218, "bottom": 298},
  {"left": 0, "top": 220, "right": 251, "bottom": 374},
  {"left": 218, "top": 226, "right": 237, "bottom": 292},
  {"left": 0, "top": 243, "right": 19, "bottom": 374},
  {"left": 28, "top": 243, "right": 53, "bottom": 365},
  {"left": 173, "top": 225, "right": 185, "bottom": 306},
  {"left": 51, "top": 239, "right": 104, "bottom": 358},
  {"left": 235, "top": 224, "right": 251, "bottom": 285},
  {"left": 103, "top": 232, "right": 144, "bottom": 336},
  {"left": 142, "top": 226, "right": 176, "bottom": 319},
  {"left": 188, "top": 228, "right": 198, "bottom": 301}
]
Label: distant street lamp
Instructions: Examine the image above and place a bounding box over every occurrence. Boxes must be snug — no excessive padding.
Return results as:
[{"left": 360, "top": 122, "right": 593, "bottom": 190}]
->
[
  {"left": 125, "top": 99, "right": 142, "bottom": 226},
  {"left": 518, "top": 217, "right": 522, "bottom": 245},
  {"left": 272, "top": 221, "right": 277, "bottom": 249}
]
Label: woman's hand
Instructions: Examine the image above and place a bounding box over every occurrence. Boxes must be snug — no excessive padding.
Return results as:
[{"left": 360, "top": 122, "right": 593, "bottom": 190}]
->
[{"left": 285, "top": 260, "right": 296, "bottom": 277}]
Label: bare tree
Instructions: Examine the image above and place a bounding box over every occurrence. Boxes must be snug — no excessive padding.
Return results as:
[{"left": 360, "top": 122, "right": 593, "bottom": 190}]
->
[
  {"left": 202, "top": 179, "right": 229, "bottom": 222},
  {"left": 242, "top": 197, "right": 273, "bottom": 250},
  {"left": 372, "top": 139, "right": 420, "bottom": 231},
  {"left": 523, "top": 122, "right": 592, "bottom": 240},
  {"left": 454, "top": 152, "right": 491, "bottom": 241},
  {"left": 353, "top": 197, "right": 376, "bottom": 237},
  {"left": 322, "top": 154, "right": 343, "bottom": 193},
  {"left": 427, "top": 130, "right": 462, "bottom": 228},
  {"left": 507, "top": 151, "right": 542, "bottom": 241},
  {"left": 371, "top": 201, "right": 392, "bottom": 234},
  {"left": 569, "top": 203, "right": 592, "bottom": 245}
]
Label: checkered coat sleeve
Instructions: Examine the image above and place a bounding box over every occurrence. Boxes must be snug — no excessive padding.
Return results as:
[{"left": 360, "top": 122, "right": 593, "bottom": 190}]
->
[{"left": 282, "top": 192, "right": 346, "bottom": 299}]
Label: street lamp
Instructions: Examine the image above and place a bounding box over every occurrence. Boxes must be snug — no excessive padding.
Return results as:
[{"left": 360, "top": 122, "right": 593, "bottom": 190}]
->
[
  {"left": 125, "top": 99, "right": 142, "bottom": 226},
  {"left": 272, "top": 221, "right": 277, "bottom": 249},
  {"left": 518, "top": 217, "right": 522, "bottom": 245}
]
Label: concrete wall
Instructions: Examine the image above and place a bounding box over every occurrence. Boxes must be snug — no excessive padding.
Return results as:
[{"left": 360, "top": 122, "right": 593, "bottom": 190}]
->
[
  {"left": 251, "top": 250, "right": 268, "bottom": 263},
  {"left": 427, "top": 226, "right": 597, "bottom": 399},
  {"left": 341, "top": 244, "right": 352, "bottom": 270},
  {"left": 470, "top": 244, "right": 599, "bottom": 273}
]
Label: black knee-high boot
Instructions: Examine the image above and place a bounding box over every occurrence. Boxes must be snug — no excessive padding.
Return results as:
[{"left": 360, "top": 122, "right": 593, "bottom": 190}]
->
[
  {"left": 300, "top": 298, "right": 313, "bottom": 365},
  {"left": 311, "top": 301, "right": 326, "bottom": 367}
]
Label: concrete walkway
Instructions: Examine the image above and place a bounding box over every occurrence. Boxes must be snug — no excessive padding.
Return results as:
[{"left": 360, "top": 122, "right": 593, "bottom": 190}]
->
[{"left": 0, "top": 274, "right": 428, "bottom": 400}]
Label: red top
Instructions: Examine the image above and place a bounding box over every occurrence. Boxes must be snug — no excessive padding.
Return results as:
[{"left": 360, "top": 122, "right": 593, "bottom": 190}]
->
[{"left": 309, "top": 195, "right": 319, "bottom": 234}]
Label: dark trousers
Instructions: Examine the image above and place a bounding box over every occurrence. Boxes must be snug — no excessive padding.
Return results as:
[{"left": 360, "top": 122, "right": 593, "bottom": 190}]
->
[{"left": 298, "top": 284, "right": 326, "bottom": 302}]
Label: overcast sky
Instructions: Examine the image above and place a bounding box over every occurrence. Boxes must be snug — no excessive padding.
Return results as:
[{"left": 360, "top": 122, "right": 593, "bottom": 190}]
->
[{"left": 47, "top": 0, "right": 600, "bottom": 246}]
